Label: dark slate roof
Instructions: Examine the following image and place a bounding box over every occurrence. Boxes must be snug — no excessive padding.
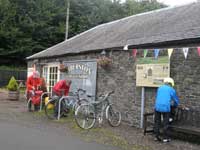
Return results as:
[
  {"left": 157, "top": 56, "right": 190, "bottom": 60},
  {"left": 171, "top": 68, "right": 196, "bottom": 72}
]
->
[{"left": 27, "top": 2, "right": 200, "bottom": 59}]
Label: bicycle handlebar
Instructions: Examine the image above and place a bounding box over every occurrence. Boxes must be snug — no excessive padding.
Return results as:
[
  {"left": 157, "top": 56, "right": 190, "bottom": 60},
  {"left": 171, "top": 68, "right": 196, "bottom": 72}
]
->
[
  {"left": 77, "top": 88, "right": 86, "bottom": 94},
  {"left": 106, "top": 91, "right": 114, "bottom": 97},
  {"left": 109, "top": 90, "right": 114, "bottom": 95},
  {"left": 91, "top": 90, "right": 114, "bottom": 105}
]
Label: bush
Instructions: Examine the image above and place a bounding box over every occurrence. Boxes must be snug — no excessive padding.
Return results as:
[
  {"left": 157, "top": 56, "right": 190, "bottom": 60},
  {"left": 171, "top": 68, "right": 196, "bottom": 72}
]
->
[{"left": 7, "top": 76, "right": 19, "bottom": 91}]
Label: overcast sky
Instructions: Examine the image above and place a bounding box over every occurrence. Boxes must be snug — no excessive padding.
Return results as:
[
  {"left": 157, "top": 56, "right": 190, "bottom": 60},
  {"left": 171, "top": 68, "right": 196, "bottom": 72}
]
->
[
  {"left": 157, "top": 0, "right": 197, "bottom": 6},
  {"left": 120, "top": 0, "right": 198, "bottom": 6}
]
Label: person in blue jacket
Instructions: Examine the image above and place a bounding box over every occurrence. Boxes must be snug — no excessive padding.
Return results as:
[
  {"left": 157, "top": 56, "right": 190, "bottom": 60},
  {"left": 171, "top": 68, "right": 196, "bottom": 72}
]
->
[{"left": 154, "top": 77, "right": 179, "bottom": 143}]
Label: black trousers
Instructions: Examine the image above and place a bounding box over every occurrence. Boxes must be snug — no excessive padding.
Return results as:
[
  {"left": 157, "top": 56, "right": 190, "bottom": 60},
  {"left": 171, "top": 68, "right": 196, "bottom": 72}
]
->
[
  {"left": 52, "top": 92, "right": 66, "bottom": 117},
  {"left": 154, "top": 111, "right": 170, "bottom": 139},
  {"left": 51, "top": 92, "right": 60, "bottom": 117}
]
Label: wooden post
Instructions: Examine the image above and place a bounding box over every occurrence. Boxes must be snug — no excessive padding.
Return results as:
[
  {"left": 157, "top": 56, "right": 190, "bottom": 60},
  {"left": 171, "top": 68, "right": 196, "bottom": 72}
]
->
[
  {"left": 140, "top": 87, "right": 145, "bottom": 128},
  {"left": 65, "top": 0, "right": 70, "bottom": 40}
]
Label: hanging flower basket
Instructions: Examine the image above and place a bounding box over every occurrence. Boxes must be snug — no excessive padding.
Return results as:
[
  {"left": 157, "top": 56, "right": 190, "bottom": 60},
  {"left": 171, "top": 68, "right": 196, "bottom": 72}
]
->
[
  {"left": 97, "top": 56, "right": 112, "bottom": 68},
  {"left": 59, "top": 64, "right": 68, "bottom": 73}
]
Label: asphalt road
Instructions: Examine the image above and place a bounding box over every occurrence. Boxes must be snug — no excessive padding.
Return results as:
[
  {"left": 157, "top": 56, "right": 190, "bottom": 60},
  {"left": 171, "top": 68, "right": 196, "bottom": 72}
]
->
[{"left": 0, "top": 121, "right": 119, "bottom": 150}]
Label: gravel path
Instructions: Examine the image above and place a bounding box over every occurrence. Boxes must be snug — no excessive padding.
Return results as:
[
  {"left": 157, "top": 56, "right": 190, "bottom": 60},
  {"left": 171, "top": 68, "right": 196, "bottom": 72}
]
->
[{"left": 0, "top": 89, "right": 199, "bottom": 150}]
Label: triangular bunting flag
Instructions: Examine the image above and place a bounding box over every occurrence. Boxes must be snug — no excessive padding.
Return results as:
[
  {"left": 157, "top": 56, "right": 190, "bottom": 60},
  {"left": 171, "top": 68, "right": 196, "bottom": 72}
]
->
[
  {"left": 183, "top": 48, "right": 189, "bottom": 59},
  {"left": 123, "top": 45, "right": 128, "bottom": 50},
  {"left": 143, "top": 49, "right": 148, "bottom": 58},
  {"left": 198, "top": 47, "right": 200, "bottom": 56},
  {"left": 154, "top": 49, "right": 160, "bottom": 59},
  {"left": 168, "top": 48, "right": 173, "bottom": 59},
  {"left": 132, "top": 49, "right": 137, "bottom": 58}
]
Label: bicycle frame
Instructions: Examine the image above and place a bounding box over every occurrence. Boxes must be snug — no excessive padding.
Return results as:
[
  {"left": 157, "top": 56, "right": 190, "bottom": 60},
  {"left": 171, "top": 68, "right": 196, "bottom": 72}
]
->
[
  {"left": 57, "top": 95, "right": 74, "bottom": 120},
  {"left": 91, "top": 92, "right": 113, "bottom": 124},
  {"left": 75, "top": 90, "right": 121, "bottom": 129},
  {"left": 57, "top": 88, "right": 89, "bottom": 120}
]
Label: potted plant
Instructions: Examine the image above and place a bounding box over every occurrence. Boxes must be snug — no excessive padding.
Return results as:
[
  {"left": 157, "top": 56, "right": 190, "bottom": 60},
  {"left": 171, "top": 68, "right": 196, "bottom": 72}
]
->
[
  {"left": 7, "top": 76, "right": 20, "bottom": 101},
  {"left": 97, "top": 56, "right": 112, "bottom": 68}
]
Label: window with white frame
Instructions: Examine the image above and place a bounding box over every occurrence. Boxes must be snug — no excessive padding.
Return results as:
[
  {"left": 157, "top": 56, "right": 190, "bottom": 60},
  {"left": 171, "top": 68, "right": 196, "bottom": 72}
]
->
[{"left": 42, "top": 64, "right": 60, "bottom": 92}]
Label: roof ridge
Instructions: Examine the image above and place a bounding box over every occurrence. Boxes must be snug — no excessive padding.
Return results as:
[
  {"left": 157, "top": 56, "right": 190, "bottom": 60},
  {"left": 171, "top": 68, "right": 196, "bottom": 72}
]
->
[
  {"left": 27, "top": 1, "right": 200, "bottom": 60},
  {"left": 26, "top": 40, "right": 66, "bottom": 59},
  {"left": 65, "top": 2, "right": 197, "bottom": 43}
]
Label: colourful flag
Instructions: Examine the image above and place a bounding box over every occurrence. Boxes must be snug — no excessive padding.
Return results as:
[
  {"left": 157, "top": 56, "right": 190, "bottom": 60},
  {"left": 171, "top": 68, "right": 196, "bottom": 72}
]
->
[
  {"left": 132, "top": 49, "right": 137, "bottom": 58},
  {"left": 198, "top": 47, "right": 200, "bottom": 56},
  {"left": 143, "top": 49, "right": 148, "bottom": 58},
  {"left": 183, "top": 48, "right": 189, "bottom": 59},
  {"left": 154, "top": 49, "right": 160, "bottom": 59},
  {"left": 123, "top": 45, "right": 128, "bottom": 50},
  {"left": 168, "top": 48, "right": 173, "bottom": 59}
]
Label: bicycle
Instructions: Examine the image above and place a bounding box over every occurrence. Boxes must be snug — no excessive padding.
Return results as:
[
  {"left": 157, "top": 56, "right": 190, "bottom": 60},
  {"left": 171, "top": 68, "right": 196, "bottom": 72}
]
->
[
  {"left": 44, "top": 88, "right": 89, "bottom": 120},
  {"left": 74, "top": 91, "right": 122, "bottom": 129}
]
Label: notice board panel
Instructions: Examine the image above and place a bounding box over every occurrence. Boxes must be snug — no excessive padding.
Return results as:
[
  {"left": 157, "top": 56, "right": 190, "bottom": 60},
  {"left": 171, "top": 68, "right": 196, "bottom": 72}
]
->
[
  {"left": 60, "top": 60, "right": 97, "bottom": 98},
  {"left": 136, "top": 57, "right": 170, "bottom": 87}
]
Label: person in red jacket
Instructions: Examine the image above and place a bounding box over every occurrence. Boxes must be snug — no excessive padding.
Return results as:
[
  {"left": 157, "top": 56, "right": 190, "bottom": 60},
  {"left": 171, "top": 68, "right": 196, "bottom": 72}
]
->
[
  {"left": 52, "top": 79, "right": 71, "bottom": 96},
  {"left": 26, "top": 71, "right": 42, "bottom": 111},
  {"left": 52, "top": 79, "right": 72, "bottom": 118},
  {"left": 27, "top": 71, "right": 41, "bottom": 92}
]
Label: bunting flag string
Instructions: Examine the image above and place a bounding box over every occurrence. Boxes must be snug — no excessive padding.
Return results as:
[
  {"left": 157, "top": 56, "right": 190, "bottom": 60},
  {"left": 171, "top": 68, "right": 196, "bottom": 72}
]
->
[
  {"left": 183, "top": 48, "right": 189, "bottom": 59},
  {"left": 198, "top": 47, "right": 200, "bottom": 56},
  {"left": 123, "top": 45, "right": 128, "bottom": 51},
  {"left": 143, "top": 49, "right": 148, "bottom": 58},
  {"left": 132, "top": 49, "right": 137, "bottom": 58},
  {"left": 168, "top": 48, "right": 173, "bottom": 59},
  {"left": 122, "top": 45, "right": 200, "bottom": 59},
  {"left": 154, "top": 49, "right": 160, "bottom": 59}
]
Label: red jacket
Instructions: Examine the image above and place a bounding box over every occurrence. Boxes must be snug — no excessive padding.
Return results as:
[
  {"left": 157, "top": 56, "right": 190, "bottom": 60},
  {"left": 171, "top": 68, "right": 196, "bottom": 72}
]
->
[
  {"left": 52, "top": 80, "right": 70, "bottom": 96},
  {"left": 26, "top": 75, "right": 41, "bottom": 92}
]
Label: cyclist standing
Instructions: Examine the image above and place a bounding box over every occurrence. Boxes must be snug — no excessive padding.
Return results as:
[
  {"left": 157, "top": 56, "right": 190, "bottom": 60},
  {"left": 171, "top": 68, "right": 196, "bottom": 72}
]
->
[
  {"left": 26, "top": 71, "right": 42, "bottom": 111},
  {"left": 154, "top": 77, "right": 179, "bottom": 143}
]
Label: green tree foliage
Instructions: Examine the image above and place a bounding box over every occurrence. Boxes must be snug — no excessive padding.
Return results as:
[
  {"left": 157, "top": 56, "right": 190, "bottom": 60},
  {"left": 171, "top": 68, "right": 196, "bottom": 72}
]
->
[
  {"left": 123, "top": 0, "right": 166, "bottom": 16},
  {"left": 0, "top": 0, "right": 67, "bottom": 65},
  {"left": 0, "top": 0, "right": 166, "bottom": 66}
]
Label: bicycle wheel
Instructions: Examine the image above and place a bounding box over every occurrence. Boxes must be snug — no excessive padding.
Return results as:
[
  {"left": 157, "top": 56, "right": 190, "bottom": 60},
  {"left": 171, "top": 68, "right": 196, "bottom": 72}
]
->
[
  {"left": 61, "top": 99, "right": 70, "bottom": 117},
  {"left": 75, "top": 104, "right": 96, "bottom": 129},
  {"left": 106, "top": 104, "right": 121, "bottom": 127},
  {"left": 44, "top": 99, "right": 56, "bottom": 120},
  {"left": 73, "top": 99, "right": 89, "bottom": 111}
]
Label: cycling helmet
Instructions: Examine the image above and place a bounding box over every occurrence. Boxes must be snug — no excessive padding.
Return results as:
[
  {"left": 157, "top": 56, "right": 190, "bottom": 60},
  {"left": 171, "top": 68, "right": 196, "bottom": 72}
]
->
[{"left": 163, "top": 77, "right": 174, "bottom": 87}]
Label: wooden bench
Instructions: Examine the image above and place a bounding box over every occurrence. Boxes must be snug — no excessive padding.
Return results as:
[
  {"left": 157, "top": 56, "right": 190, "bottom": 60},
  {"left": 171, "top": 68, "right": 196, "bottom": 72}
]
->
[{"left": 143, "top": 106, "right": 200, "bottom": 139}]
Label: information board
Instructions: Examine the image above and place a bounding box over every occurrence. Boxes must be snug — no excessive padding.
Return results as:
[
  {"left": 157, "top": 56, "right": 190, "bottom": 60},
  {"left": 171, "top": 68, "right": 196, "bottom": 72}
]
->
[{"left": 136, "top": 57, "right": 170, "bottom": 87}]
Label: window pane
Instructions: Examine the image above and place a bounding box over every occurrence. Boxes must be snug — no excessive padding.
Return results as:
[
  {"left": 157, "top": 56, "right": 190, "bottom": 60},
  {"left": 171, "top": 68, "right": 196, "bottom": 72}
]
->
[{"left": 45, "top": 66, "right": 58, "bottom": 92}]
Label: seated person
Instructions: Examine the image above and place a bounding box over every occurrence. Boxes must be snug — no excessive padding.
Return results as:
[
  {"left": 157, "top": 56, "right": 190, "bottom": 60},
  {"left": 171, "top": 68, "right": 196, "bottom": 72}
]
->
[
  {"left": 26, "top": 71, "right": 42, "bottom": 111},
  {"left": 52, "top": 79, "right": 72, "bottom": 118}
]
